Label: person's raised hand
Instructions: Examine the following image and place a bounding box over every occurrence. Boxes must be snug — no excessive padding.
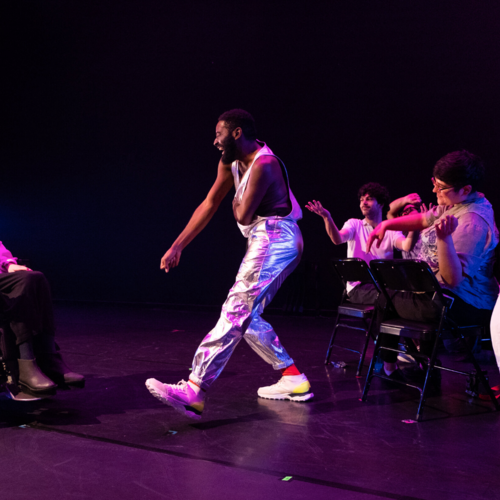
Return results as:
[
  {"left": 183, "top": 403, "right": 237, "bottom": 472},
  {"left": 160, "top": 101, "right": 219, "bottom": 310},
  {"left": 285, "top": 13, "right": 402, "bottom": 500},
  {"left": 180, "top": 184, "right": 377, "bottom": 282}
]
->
[
  {"left": 305, "top": 200, "right": 330, "bottom": 218},
  {"left": 435, "top": 215, "right": 458, "bottom": 240},
  {"left": 404, "top": 193, "right": 422, "bottom": 206}
]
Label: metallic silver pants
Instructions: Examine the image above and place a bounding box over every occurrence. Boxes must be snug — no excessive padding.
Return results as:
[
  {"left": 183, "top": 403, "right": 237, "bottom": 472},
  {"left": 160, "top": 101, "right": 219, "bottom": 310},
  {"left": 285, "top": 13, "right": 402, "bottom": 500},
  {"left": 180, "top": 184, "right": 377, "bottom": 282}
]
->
[{"left": 190, "top": 219, "right": 303, "bottom": 391}]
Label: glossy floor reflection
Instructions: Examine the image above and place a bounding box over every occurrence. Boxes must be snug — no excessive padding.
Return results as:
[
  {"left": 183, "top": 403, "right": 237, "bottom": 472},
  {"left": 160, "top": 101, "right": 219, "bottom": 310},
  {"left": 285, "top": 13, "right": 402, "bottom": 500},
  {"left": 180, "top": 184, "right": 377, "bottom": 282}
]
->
[{"left": 1, "top": 303, "right": 499, "bottom": 500}]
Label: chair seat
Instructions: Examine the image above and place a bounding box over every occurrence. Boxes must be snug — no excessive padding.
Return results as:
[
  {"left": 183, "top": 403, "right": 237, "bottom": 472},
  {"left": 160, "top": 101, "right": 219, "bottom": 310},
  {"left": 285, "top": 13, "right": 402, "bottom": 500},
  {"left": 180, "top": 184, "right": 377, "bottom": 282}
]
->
[
  {"left": 379, "top": 318, "right": 438, "bottom": 340},
  {"left": 338, "top": 304, "right": 374, "bottom": 318}
]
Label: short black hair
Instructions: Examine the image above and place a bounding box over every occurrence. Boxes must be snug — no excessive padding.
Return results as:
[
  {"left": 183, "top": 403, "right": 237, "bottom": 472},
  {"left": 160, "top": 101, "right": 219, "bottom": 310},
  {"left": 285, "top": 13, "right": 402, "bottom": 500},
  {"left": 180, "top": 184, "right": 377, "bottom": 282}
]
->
[
  {"left": 433, "top": 150, "right": 485, "bottom": 192},
  {"left": 357, "top": 182, "right": 391, "bottom": 209},
  {"left": 218, "top": 109, "right": 257, "bottom": 140}
]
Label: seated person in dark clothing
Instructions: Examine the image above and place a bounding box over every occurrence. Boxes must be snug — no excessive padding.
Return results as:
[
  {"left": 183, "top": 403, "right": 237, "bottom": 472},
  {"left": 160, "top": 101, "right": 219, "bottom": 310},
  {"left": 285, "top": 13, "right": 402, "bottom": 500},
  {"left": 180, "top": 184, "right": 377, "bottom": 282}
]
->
[
  {"left": 306, "top": 182, "right": 414, "bottom": 304},
  {"left": 367, "top": 151, "right": 499, "bottom": 380},
  {"left": 0, "top": 241, "right": 84, "bottom": 396}
]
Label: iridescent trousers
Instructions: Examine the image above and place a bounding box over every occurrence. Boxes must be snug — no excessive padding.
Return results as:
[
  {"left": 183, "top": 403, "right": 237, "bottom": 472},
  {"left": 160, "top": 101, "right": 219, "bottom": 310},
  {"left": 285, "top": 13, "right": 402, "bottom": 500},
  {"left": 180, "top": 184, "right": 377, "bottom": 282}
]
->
[{"left": 189, "top": 219, "right": 303, "bottom": 391}]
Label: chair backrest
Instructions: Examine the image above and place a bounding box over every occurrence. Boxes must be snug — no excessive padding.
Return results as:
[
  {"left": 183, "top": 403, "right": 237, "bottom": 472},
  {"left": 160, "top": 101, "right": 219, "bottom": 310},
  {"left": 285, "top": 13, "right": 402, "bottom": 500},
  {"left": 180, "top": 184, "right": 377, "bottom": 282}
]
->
[
  {"left": 331, "top": 258, "right": 380, "bottom": 291},
  {"left": 369, "top": 259, "right": 441, "bottom": 294}
]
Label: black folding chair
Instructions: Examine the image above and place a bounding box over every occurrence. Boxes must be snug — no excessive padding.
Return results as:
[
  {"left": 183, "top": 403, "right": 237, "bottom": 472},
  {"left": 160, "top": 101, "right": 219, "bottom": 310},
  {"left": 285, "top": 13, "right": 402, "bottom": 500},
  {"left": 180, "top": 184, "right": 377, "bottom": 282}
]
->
[
  {"left": 326, "top": 258, "right": 380, "bottom": 377},
  {"left": 361, "top": 259, "right": 500, "bottom": 421}
]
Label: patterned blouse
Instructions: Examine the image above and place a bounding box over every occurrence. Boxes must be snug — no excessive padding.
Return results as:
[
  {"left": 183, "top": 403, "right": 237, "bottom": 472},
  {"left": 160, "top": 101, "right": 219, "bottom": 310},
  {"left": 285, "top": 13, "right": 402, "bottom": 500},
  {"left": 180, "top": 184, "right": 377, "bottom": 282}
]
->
[{"left": 413, "top": 194, "right": 499, "bottom": 310}]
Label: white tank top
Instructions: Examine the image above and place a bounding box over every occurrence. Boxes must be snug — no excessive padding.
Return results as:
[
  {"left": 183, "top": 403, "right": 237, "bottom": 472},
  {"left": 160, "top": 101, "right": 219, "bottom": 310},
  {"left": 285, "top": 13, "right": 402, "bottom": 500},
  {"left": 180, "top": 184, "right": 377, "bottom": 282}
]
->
[{"left": 231, "top": 142, "right": 302, "bottom": 237}]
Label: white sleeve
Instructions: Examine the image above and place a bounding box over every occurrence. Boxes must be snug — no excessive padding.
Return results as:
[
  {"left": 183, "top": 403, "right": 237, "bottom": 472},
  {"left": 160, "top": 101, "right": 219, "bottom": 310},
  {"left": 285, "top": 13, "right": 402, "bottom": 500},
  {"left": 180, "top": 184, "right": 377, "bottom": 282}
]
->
[{"left": 339, "top": 219, "right": 357, "bottom": 243}]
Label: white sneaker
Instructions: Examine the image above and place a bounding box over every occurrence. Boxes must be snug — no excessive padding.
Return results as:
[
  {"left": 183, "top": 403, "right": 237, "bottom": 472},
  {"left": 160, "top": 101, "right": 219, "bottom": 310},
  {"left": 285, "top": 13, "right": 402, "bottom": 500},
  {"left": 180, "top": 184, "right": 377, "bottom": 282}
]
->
[
  {"left": 145, "top": 379, "right": 205, "bottom": 420},
  {"left": 397, "top": 353, "right": 417, "bottom": 365},
  {"left": 258, "top": 374, "right": 314, "bottom": 402}
]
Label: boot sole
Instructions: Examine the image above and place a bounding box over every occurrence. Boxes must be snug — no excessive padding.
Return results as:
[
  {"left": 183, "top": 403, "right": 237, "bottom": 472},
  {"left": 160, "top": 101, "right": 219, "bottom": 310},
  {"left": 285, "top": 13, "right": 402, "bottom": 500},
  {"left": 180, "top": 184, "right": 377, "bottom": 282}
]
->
[
  {"left": 49, "top": 378, "right": 85, "bottom": 390},
  {"left": 19, "top": 382, "right": 57, "bottom": 397},
  {"left": 145, "top": 381, "right": 202, "bottom": 420},
  {"left": 258, "top": 391, "right": 314, "bottom": 402}
]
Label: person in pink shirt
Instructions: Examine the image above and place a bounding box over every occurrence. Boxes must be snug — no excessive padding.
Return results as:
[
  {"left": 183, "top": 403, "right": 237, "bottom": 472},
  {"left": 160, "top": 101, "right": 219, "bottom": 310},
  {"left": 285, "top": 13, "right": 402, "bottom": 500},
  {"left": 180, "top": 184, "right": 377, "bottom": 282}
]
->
[{"left": 0, "top": 241, "right": 84, "bottom": 398}]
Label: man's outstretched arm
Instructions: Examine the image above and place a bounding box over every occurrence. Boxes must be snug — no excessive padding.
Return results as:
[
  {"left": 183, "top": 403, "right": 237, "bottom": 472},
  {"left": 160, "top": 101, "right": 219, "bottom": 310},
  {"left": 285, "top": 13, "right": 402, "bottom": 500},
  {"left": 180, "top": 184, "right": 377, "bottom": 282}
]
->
[
  {"left": 366, "top": 213, "right": 428, "bottom": 252},
  {"left": 305, "top": 200, "right": 347, "bottom": 245},
  {"left": 161, "top": 161, "right": 233, "bottom": 272}
]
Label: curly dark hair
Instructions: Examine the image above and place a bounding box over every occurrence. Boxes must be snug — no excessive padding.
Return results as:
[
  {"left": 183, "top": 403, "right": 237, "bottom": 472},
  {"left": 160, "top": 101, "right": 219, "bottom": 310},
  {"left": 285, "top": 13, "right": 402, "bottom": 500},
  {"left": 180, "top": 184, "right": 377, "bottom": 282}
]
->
[
  {"left": 433, "top": 150, "right": 485, "bottom": 192},
  {"left": 218, "top": 109, "right": 257, "bottom": 140},
  {"left": 357, "top": 182, "right": 391, "bottom": 210}
]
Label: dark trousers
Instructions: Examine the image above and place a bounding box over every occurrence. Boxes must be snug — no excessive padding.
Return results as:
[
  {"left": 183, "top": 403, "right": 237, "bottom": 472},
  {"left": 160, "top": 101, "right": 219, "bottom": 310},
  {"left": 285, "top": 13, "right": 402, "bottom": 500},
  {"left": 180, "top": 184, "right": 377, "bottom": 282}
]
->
[
  {"left": 378, "top": 290, "right": 492, "bottom": 363},
  {"left": 0, "top": 271, "right": 55, "bottom": 358},
  {"left": 348, "top": 283, "right": 379, "bottom": 304}
]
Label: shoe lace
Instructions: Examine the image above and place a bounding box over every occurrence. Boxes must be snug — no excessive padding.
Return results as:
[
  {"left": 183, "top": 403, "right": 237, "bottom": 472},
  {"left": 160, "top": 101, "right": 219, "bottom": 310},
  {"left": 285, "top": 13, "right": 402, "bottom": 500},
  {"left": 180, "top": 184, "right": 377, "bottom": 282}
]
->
[{"left": 271, "top": 377, "right": 288, "bottom": 390}]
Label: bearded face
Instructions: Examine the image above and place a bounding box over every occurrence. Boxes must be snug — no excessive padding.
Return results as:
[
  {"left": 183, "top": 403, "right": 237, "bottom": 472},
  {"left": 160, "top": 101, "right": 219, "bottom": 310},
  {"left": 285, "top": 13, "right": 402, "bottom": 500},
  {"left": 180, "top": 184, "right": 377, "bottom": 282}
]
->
[{"left": 216, "top": 133, "right": 238, "bottom": 164}]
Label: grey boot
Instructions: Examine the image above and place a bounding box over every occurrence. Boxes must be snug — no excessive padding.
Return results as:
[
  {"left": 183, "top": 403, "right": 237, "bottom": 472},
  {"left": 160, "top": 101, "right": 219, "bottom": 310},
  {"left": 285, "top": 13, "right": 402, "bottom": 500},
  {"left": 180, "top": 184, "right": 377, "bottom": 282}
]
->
[
  {"left": 0, "top": 360, "right": 40, "bottom": 401},
  {"left": 37, "top": 352, "right": 85, "bottom": 388},
  {"left": 18, "top": 358, "right": 57, "bottom": 395}
]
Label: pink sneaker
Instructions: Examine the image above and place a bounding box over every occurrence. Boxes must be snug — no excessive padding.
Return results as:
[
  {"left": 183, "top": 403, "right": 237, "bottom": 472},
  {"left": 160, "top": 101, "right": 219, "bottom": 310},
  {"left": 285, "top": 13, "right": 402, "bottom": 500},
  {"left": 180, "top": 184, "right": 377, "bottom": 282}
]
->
[{"left": 145, "top": 378, "right": 205, "bottom": 419}]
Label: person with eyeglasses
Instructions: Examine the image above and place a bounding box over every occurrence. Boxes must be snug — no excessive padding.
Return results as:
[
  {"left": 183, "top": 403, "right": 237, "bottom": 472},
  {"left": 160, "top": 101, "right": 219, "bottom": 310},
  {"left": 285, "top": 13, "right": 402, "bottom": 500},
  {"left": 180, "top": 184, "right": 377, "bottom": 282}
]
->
[{"left": 367, "top": 150, "right": 499, "bottom": 382}]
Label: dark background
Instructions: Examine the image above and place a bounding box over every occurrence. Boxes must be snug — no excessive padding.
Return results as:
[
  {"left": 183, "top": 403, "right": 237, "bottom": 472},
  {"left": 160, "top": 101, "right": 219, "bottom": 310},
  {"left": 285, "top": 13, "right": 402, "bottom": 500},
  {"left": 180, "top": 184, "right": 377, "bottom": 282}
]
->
[{"left": 2, "top": 1, "right": 500, "bottom": 311}]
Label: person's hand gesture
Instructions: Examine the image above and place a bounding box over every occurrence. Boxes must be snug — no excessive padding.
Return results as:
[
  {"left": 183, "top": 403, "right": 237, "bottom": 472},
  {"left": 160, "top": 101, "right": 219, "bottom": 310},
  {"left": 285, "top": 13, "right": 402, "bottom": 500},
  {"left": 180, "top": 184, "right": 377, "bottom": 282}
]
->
[
  {"left": 420, "top": 202, "right": 434, "bottom": 213},
  {"left": 435, "top": 215, "right": 458, "bottom": 240},
  {"left": 404, "top": 193, "right": 422, "bottom": 206},
  {"left": 305, "top": 200, "right": 331, "bottom": 219},
  {"left": 160, "top": 247, "right": 182, "bottom": 273},
  {"left": 366, "top": 222, "right": 387, "bottom": 252}
]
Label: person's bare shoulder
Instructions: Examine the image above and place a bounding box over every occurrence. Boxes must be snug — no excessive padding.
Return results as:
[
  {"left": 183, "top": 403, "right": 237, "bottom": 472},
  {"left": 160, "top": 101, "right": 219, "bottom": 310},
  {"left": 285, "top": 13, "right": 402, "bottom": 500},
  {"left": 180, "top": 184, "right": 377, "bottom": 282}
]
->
[{"left": 252, "top": 155, "right": 280, "bottom": 177}]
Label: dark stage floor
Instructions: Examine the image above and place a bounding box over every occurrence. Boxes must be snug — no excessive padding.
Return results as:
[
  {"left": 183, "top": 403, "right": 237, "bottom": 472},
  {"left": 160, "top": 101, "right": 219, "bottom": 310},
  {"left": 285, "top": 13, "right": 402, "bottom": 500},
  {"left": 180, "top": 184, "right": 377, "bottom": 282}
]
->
[{"left": 1, "top": 303, "right": 499, "bottom": 500}]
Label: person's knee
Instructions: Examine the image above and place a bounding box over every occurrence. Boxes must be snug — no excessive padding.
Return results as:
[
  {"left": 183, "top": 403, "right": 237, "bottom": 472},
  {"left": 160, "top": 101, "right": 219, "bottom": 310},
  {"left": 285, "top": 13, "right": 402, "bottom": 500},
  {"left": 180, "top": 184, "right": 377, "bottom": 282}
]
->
[
  {"left": 24, "top": 270, "right": 47, "bottom": 285},
  {"left": 15, "top": 271, "right": 49, "bottom": 293}
]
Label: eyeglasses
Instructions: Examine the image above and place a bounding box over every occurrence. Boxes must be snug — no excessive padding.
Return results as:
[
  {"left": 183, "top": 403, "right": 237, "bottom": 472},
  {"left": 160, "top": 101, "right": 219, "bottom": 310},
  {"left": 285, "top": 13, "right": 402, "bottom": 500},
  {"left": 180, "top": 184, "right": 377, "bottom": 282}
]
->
[
  {"left": 400, "top": 205, "right": 417, "bottom": 216},
  {"left": 432, "top": 177, "right": 455, "bottom": 192}
]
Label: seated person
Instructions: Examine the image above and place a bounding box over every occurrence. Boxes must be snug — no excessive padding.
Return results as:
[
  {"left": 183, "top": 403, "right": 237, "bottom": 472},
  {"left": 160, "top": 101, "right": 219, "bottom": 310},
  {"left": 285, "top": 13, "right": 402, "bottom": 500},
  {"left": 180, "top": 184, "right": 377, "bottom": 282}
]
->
[
  {"left": 386, "top": 193, "right": 426, "bottom": 259},
  {"left": 0, "top": 242, "right": 84, "bottom": 395},
  {"left": 306, "top": 182, "right": 414, "bottom": 303},
  {"left": 367, "top": 150, "right": 499, "bottom": 379}
]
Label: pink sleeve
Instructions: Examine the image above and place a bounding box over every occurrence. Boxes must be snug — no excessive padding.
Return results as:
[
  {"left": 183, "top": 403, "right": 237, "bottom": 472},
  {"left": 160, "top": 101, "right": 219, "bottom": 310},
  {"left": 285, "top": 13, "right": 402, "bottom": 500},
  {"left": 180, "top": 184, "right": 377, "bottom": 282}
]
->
[{"left": 0, "top": 241, "right": 17, "bottom": 274}]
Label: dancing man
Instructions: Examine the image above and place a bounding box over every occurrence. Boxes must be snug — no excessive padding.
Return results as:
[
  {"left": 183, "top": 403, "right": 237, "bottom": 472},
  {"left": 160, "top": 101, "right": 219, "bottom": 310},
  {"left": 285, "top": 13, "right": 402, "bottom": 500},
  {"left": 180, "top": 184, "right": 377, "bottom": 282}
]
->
[{"left": 146, "top": 109, "right": 313, "bottom": 419}]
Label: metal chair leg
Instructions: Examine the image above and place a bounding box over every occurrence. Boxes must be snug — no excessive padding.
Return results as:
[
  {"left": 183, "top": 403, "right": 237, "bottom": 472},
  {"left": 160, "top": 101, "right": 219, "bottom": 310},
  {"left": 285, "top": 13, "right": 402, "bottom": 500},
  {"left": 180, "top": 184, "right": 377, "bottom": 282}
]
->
[
  {"left": 361, "top": 335, "right": 381, "bottom": 402},
  {"left": 325, "top": 314, "right": 342, "bottom": 365},
  {"left": 356, "top": 316, "right": 374, "bottom": 377},
  {"left": 415, "top": 335, "right": 442, "bottom": 421}
]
